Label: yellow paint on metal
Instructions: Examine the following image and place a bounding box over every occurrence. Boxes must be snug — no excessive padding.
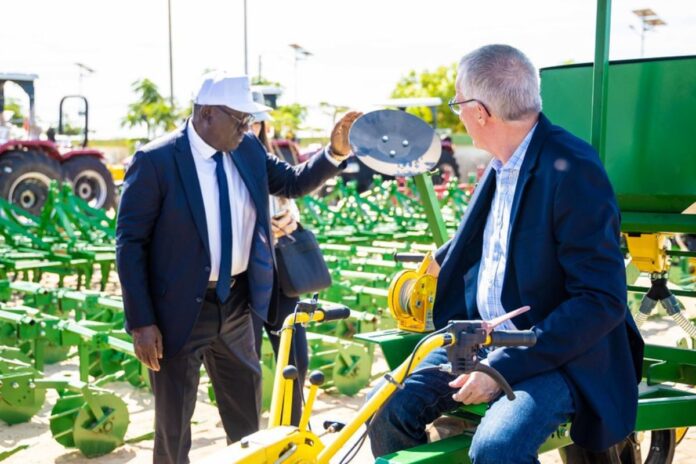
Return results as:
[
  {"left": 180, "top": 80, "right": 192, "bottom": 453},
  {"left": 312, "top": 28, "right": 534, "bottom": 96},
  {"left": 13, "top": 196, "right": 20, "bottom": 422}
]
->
[
  {"left": 205, "top": 426, "right": 325, "bottom": 463},
  {"left": 387, "top": 252, "right": 436, "bottom": 332},
  {"left": 107, "top": 164, "right": 125, "bottom": 183},
  {"left": 625, "top": 233, "right": 671, "bottom": 273},
  {"left": 317, "top": 333, "right": 449, "bottom": 463}
]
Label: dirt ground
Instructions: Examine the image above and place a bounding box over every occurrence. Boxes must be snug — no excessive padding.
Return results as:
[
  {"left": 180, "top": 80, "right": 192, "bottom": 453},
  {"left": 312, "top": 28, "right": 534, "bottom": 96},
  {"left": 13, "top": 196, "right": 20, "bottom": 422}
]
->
[{"left": 1, "top": 274, "right": 695, "bottom": 463}]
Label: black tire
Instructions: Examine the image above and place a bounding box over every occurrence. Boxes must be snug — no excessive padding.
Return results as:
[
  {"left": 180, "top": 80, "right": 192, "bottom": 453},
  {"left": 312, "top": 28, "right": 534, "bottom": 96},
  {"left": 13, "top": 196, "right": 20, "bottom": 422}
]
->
[
  {"left": 559, "top": 430, "right": 676, "bottom": 464},
  {"left": 433, "top": 149, "right": 460, "bottom": 185},
  {"left": 643, "top": 430, "right": 676, "bottom": 464},
  {"left": 0, "top": 149, "right": 63, "bottom": 216},
  {"left": 62, "top": 156, "right": 117, "bottom": 210}
]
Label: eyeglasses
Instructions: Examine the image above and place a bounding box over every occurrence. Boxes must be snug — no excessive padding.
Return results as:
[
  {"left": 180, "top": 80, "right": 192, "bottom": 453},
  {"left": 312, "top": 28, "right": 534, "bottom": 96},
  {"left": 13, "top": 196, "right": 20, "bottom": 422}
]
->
[
  {"left": 215, "top": 106, "right": 255, "bottom": 128},
  {"left": 448, "top": 97, "right": 491, "bottom": 117}
]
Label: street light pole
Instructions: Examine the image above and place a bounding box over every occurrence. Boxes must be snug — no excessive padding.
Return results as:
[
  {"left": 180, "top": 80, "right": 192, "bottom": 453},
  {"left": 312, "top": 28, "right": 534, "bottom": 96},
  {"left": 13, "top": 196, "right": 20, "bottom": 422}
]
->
[
  {"left": 243, "top": 0, "right": 249, "bottom": 75},
  {"left": 632, "top": 8, "right": 667, "bottom": 57},
  {"left": 75, "top": 62, "right": 95, "bottom": 95},
  {"left": 167, "top": 0, "right": 175, "bottom": 107},
  {"left": 289, "top": 43, "right": 312, "bottom": 102}
]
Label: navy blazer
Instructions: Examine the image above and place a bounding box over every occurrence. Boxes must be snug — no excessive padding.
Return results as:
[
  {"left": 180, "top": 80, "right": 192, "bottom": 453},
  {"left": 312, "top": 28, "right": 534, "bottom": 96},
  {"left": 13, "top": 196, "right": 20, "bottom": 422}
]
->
[
  {"left": 116, "top": 123, "right": 341, "bottom": 358},
  {"left": 433, "top": 114, "right": 644, "bottom": 451}
]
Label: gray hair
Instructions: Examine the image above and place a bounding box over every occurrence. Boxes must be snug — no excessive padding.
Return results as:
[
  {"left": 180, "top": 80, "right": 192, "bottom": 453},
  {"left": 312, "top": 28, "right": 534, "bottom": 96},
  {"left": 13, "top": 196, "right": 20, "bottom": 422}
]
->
[{"left": 456, "top": 44, "right": 542, "bottom": 121}]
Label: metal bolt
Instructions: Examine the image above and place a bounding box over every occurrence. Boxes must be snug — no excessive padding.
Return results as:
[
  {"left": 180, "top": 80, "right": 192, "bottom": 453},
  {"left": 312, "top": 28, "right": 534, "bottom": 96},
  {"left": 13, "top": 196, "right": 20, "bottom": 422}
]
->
[
  {"left": 240, "top": 437, "right": 249, "bottom": 449},
  {"left": 40, "top": 322, "right": 46, "bottom": 328},
  {"left": 389, "top": 150, "right": 396, "bottom": 156},
  {"left": 29, "top": 382, "right": 35, "bottom": 389},
  {"left": 381, "top": 135, "right": 389, "bottom": 143},
  {"left": 402, "top": 139, "right": 409, "bottom": 147},
  {"left": 11, "top": 382, "right": 19, "bottom": 389}
]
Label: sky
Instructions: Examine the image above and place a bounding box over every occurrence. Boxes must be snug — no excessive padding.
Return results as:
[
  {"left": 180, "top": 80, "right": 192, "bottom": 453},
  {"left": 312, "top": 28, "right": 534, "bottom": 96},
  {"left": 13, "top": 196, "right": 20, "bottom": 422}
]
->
[{"left": 2, "top": 0, "right": 694, "bottom": 139}]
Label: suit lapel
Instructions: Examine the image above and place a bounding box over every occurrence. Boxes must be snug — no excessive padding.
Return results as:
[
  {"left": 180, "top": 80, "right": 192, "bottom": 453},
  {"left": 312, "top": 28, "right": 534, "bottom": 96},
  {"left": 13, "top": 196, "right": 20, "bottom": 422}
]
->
[
  {"left": 230, "top": 140, "right": 269, "bottom": 236},
  {"left": 173, "top": 125, "right": 210, "bottom": 257},
  {"left": 450, "top": 163, "right": 496, "bottom": 248},
  {"left": 506, "top": 114, "right": 551, "bottom": 239}
]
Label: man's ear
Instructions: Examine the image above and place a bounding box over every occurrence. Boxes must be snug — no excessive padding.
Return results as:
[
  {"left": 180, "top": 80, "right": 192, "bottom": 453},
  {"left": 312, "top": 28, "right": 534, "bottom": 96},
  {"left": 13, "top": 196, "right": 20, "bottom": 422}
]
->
[
  {"left": 476, "top": 104, "right": 487, "bottom": 126},
  {"left": 199, "top": 106, "right": 213, "bottom": 125}
]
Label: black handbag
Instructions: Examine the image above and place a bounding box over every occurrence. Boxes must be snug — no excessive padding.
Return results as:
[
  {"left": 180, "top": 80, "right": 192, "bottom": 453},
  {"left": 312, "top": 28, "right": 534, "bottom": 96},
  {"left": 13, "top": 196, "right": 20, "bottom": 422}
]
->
[{"left": 275, "top": 224, "right": 332, "bottom": 297}]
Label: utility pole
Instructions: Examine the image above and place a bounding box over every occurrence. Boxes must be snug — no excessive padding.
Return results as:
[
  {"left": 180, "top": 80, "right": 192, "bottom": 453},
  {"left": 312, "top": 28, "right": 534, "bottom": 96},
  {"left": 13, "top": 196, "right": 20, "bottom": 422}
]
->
[
  {"left": 167, "top": 0, "right": 175, "bottom": 107},
  {"left": 631, "top": 8, "right": 666, "bottom": 57},
  {"left": 75, "top": 62, "right": 95, "bottom": 95},
  {"left": 243, "top": 0, "right": 249, "bottom": 75},
  {"left": 289, "top": 43, "right": 312, "bottom": 102}
]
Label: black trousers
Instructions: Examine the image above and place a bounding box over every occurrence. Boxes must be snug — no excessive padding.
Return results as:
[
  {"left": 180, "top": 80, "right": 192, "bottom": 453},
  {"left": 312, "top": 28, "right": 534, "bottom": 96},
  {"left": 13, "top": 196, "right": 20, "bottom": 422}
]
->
[
  {"left": 252, "top": 292, "right": 308, "bottom": 425},
  {"left": 149, "top": 275, "right": 261, "bottom": 464}
]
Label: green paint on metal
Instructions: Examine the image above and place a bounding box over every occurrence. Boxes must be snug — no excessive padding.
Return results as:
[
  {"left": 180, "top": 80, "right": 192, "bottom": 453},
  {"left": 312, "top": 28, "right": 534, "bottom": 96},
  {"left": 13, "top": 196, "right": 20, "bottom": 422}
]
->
[
  {"left": 0, "top": 444, "right": 29, "bottom": 461},
  {"left": 376, "top": 433, "right": 474, "bottom": 464},
  {"left": 591, "top": 0, "right": 611, "bottom": 161},
  {"left": 125, "top": 431, "right": 155, "bottom": 444},
  {"left": 49, "top": 393, "right": 85, "bottom": 447},
  {"left": 642, "top": 343, "right": 696, "bottom": 385},
  {"left": 72, "top": 391, "right": 129, "bottom": 457},
  {"left": 413, "top": 174, "right": 448, "bottom": 247},
  {"left": 636, "top": 387, "right": 696, "bottom": 431},
  {"left": 620, "top": 212, "right": 696, "bottom": 234},
  {"left": 0, "top": 371, "right": 45, "bottom": 425},
  {"left": 540, "top": 56, "right": 696, "bottom": 223},
  {"left": 355, "top": 330, "right": 426, "bottom": 371}
]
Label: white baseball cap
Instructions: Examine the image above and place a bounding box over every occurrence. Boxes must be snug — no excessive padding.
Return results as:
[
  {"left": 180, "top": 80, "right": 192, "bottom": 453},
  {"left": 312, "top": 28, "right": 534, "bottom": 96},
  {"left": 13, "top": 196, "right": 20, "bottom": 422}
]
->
[
  {"left": 194, "top": 72, "right": 271, "bottom": 114},
  {"left": 251, "top": 90, "right": 273, "bottom": 122}
]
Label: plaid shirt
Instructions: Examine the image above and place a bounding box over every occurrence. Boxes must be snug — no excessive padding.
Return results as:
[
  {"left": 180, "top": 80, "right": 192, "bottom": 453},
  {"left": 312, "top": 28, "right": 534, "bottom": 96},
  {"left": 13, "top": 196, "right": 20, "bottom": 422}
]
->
[{"left": 476, "top": 125, "right": 537, "bottom": 330}]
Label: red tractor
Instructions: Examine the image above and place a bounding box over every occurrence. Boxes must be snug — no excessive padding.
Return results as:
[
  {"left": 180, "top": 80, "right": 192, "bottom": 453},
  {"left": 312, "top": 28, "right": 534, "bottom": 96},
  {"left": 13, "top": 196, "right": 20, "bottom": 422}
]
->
[{"left": 0, "top": 73, "right": 116, "bottom": 215}]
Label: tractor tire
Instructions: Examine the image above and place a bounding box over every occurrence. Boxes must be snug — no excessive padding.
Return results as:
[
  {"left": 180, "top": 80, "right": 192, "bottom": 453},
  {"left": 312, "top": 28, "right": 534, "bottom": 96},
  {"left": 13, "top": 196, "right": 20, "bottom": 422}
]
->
[
  {"left": 432, "top": 149, "right": 460, "bottom": 185},
  {"left": 0, "top": 149, "right": 62, "bottom": 216},
  {"left": 63, "top": 156, "right": 117, "bottom": 210}
]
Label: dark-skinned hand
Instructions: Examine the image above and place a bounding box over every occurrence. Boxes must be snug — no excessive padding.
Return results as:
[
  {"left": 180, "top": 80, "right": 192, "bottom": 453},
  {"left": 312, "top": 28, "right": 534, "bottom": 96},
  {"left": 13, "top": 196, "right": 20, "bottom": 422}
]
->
[
  {"left": 271, "top": 209, "right": 298, "bottom": 239},
  {"left": 329, "top": 111, "right": 362, "bottom": 161},
  {"left": 132, "top": 324, "right": 163, "bottom": 371}
]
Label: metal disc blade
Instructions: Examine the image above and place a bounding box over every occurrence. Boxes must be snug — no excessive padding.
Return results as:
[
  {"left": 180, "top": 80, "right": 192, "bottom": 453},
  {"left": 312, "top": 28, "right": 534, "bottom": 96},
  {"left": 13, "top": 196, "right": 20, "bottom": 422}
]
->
[{"left": 349, "top": 109, "right": 441, "bottom": 177}]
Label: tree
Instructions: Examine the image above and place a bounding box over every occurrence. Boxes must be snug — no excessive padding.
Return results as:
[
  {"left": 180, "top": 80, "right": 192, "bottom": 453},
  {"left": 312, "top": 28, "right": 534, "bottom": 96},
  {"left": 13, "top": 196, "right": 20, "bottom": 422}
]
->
[
  {"left": 319, "top": 101, "right": 349, "bottom": 126},
  {"left": 122, "top": 79, "right": 180, "bottom": 139},
  {"left": 3, "top": 98, "right": 26, "bottom": 127},
  {"left": 251, "top": 76, "right": 283, "bottom": 88},
  {"left": 270, "top": 104, "right": 307, "bottom": 139},
  {"left": 390, "top": 63, "right": 462, "bottom": 131}
]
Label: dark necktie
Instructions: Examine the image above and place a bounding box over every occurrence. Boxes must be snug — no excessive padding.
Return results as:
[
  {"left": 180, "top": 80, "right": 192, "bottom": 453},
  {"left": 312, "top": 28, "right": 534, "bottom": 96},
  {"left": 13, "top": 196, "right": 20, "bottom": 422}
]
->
[{"left": 213, "top": 151, "right": 232, "bottom": 302}]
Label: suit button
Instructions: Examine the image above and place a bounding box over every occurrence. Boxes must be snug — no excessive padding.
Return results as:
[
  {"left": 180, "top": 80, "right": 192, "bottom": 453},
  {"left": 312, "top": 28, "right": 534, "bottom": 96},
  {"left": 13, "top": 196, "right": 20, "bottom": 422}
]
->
[
  {"left": 204, "top": 266, "right": 211, "bottom": 273},
  {"left": 195, "top": 297, "right": 203, "bottom": 303}
]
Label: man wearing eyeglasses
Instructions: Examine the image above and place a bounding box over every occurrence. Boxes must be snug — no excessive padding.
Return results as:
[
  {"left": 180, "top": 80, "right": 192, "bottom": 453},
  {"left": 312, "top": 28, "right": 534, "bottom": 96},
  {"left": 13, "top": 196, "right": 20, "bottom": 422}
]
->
[
  {"left": 369, "top": 45, "right": 643, "bottom": 463},
  {"left": 116, "top": 72, "right": 360, "bottom": 463}
]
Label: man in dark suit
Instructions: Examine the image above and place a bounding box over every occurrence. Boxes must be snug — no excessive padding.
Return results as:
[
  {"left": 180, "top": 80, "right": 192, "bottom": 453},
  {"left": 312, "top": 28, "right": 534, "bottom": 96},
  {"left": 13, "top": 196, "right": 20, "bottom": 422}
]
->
[
  {"left": 368, "top": 45, "right": 644, "bottom": 463},
  {"left": 116, "top": 73, "right": 359, "bottom": 463}
]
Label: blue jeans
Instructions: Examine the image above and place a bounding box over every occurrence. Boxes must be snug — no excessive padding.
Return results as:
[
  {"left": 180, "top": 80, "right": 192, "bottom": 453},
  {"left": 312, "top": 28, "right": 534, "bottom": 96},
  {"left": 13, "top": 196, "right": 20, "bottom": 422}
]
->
[{"left": 368, "top": 347, "right": 575, "bottom": 464}]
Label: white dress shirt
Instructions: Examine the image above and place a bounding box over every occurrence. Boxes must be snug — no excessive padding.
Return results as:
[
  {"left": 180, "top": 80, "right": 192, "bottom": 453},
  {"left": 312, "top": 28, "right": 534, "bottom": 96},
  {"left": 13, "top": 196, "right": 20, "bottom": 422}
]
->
[
  {"left": 476, "top": 124, "right": 537, "bottom": 330},
  {"left": 187, "top": 122, "right": 257, "bottom": 280}
]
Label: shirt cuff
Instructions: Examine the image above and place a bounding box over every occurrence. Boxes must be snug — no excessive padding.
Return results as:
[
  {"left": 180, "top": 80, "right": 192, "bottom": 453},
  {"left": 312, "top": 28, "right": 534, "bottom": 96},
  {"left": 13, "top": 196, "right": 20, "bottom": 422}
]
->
[{"left": 323, "top": 146, "right": 344, "bottom": 167}]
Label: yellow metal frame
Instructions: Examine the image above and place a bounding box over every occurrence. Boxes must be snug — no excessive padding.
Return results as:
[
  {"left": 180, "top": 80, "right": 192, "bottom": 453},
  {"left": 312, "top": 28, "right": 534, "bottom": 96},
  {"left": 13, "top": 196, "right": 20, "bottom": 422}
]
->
[
  {"left": 387, "top": 252, "right": 437, "bottom": 332},
  {"left": 205, "top": 308, "right": 450, "bottom": 464},
  {"left": 625, "top": 233, "right": 671, "bottom": 274}
]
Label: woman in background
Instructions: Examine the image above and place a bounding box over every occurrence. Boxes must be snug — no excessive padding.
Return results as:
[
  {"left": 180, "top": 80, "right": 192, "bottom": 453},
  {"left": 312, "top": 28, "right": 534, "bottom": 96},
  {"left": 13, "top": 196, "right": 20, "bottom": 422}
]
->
[{"left": 251, "top": 101, "right": 308, "bottom": 425}]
